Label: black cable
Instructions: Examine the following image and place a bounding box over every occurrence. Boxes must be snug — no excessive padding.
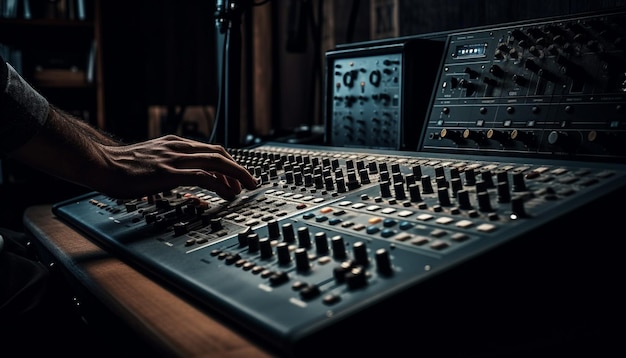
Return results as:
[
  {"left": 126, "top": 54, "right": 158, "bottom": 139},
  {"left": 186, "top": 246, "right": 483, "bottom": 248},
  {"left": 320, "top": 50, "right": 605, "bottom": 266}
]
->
[{"left": 209, "top": 27, "right": 229, "bottom": 144}]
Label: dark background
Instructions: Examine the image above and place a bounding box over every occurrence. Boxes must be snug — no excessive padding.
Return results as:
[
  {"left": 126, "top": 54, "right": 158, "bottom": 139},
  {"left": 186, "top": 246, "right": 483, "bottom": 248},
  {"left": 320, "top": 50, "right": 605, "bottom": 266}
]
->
[{"left": 2, "top": 0, "right": 625, "bottom": 230}]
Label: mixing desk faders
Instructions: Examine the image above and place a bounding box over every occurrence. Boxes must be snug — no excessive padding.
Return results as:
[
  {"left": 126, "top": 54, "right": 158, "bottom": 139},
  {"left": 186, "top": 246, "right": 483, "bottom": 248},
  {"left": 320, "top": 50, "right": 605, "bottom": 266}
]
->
[
  {"left": 52, "top": 142, "right": 626, "bottom": 356},
  {"left": 50, "top": 8, "right": 626, "bottom": 357}
]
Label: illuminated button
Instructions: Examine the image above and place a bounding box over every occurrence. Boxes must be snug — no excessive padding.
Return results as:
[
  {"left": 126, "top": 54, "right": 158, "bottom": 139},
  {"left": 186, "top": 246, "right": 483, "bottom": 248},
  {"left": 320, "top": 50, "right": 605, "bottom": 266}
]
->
[
  {"left": 430, "top": 240, "right": 449, "bottom": 250},
  {"left": 382, "top": 218, "right": 397, "bottom": 227},
  {"left": 417, "top": 213, "right": 433, "bottom": 221},
  {"left": 411, "top": 236, "right": 430, "bottom": 245},
  {"left": 451, "top": 233, "right": 470, "bottom": 242},
  {"left": 435, "top": 217, "right": 454, "bottom": 225},
  {"left": 368, "top": 217, "right": 383, "bottom": 224},
  {"left": 398, "top": 210, "right": 413, "bottom": 217},
  {"left": 245, "top": 219, "right": 260, "bottom": 226},
  {"left": 430, "top": 229, "right": 448, "bottom": 238},
  {"left": 455, "top": 220, "right": 474, "bottom": 228},
  {"left": 393, "top": 233, "right": 412, "bottom": 241},
  {"left": 322, "top": 294, "right": 341, "bottom": 305},
  {"left": 381, "top": 228, "right": 396, "bottom": 238},
  {"left": 329, "top": 218, "right": 342, "bottom": 225},
  {"left": 317, "top": 256, "right": 332, "bottom": 264},
  {"left": 476, "top": 223, "right": 497, "bottom": 232}
]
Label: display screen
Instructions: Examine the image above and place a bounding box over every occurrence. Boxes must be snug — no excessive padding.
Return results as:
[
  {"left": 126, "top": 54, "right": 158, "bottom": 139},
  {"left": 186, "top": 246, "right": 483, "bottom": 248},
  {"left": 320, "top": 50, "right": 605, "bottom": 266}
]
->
[{"left": 453, "top": 43, "right": 488, "bottom": 59}]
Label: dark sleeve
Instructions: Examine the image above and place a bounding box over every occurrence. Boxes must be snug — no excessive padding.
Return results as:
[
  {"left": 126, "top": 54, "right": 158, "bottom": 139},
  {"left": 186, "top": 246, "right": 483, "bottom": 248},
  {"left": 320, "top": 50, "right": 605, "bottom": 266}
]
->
[{"left": 0, "top": 55, "right": 50, "bottom": 154}]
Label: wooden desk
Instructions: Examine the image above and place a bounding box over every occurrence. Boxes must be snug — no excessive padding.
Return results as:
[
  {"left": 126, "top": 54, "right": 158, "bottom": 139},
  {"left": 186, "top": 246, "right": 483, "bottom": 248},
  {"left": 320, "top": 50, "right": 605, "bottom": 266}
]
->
[{"left": 23, "top": 204, "right": 275, "bottom": 358}]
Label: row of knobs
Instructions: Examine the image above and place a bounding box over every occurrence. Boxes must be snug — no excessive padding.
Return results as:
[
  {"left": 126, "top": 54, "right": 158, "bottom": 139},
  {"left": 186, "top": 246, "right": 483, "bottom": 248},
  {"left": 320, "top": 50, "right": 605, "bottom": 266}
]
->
[
  {"left": 377, "top": 165, "right": 529, "bottom": 216},
  {"left": 237, "top": 221, "right": 393, "bottom": 281},
  {"left": 237, "top": 149, "right": 529, "bottom": 215}
]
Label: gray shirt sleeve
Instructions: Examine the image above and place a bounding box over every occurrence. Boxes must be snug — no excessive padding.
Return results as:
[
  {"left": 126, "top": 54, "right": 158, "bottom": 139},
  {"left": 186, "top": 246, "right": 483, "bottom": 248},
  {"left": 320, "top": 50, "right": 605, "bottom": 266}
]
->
[{"left": 0, "top": 57, "right": 50, "bottom": 154}]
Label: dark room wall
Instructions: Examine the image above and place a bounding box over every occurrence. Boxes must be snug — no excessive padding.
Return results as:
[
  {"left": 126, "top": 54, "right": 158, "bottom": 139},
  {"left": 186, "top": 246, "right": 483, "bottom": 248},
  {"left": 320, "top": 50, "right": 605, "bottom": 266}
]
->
[{"left": 97, "top": 0, "right": 626, "bottom": 142}]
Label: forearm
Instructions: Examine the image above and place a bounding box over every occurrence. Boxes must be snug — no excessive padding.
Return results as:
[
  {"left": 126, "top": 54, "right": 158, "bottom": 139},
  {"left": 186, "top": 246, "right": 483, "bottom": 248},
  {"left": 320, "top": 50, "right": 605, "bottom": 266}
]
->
[
  {"left": 50, "top": 105, "right": 120, "bottom": 146},
  {"left": 10, "top": 105, "right": 111, "bottom": 191}
]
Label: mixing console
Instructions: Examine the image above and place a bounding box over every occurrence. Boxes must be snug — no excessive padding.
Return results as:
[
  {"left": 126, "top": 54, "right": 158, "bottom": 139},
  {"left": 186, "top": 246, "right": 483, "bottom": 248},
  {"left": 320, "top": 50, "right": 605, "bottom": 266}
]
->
[
  {"left": 51, "top": 8, "right": 626, "bottom": 357},
  {"left": 53, "top": 142, "right": 626, "bottom": 356}
]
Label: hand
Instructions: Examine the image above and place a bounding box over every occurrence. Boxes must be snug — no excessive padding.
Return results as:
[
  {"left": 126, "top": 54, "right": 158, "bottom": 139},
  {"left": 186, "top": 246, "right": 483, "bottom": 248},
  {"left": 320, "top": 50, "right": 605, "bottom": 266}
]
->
[{"left": 94, "top": 135, "right": 258, "bottom": 200}]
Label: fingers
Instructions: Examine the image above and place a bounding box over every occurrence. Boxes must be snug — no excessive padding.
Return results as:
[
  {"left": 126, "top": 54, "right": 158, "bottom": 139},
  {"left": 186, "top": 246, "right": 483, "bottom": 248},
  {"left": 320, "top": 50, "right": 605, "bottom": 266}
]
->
[
  {"left": 120, "top": 136, "right": 258, "bottom": 199},
  {"left": 163, "top": 141, "right": 258, "bottom": 190}
]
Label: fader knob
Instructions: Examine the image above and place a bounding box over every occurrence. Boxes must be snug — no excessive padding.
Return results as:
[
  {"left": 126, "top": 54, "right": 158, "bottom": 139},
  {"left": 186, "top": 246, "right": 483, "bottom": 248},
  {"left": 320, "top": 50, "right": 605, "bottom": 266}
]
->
[
  {"left": 464, "top": 168, "right": 476, "bottom": 186},
  {"left": 210, "top": 217, "right": 223, "bottom": 231},
  {"left": 412, "top": 165, "right": 422, "bottom": 178},
  {"left": 457, "top": 189, "right": 472, "bottom": 210},
  {"left": 497, "top": 181, "right": 511, "bottom": 203},
  {"left": 380, "top": 181, "right": 392, "bottom": 198},
  {"left": 359, "top": 168, "right": 371, "bottom": 184},
  {"left": 438, "top": 187, "right": 451, "bottom": 206},
  {"left": 353, "top": 241, "right": 369, "bottom": 267},
  {"left": 450, "top": 177, "right": 463, "bottom": 194},
  {"left": 294, "top": 248, "right": 311, "bottom": 272},
  {"left": 276, "top": 242, "right": 291, "bottom": 265},
  {"left": 238, "top": 228, "right": 252, "bottom": 246},
  {"left": 297, "top": 227, "right": 312, "bottom": 248},
  {"left": 394, "top": 182, "right": 406, "bottom": 200},
  {"left": 314, "top": 232, "right": 329, "bottom": 255},
  {"left": 346, "top": 171, "right": 361, "bottom": 190},
  {"left": 336, "top": 177, "right": 347, "bottom": 193},
  {"left": 481, "top": 170, "right": 495, "bottom": 188},
  {"left": 512, "top": 172, "right": 527, "bottom": 192},
  {"left": 267, "top": 219, "right": 280, "bottom": 239},
  {"left": 346, "top": 266, "right": 368, "bottom": 290},
  {"left": 324, "top": 177, "right": 334, "bottom": 191},
  {"left": 421, "top": 175, "right": 434, "bottom": 194},
  {"left": 375, "top": 248, "right": 393, "bottom": 276},
  {"left": 331, "top": 235, "right": 347, "bottom": 260},
  {"left": 282, "top": 223, "right": 296, "bottom": 243},
  {"left": 247, "top": 233, "right": 260, "bottom": 253},
  {"left": 333, "top": 261, "right": 352, "bottom": 284},
  {"left": 259, "top": 237, "right": 273, "bottom": 259},
  {"left": 409, "top": 183, "right": 422, "bottom": 202},
  {"left": 477, "top": 191, "right": 493, "bottom": 212}
]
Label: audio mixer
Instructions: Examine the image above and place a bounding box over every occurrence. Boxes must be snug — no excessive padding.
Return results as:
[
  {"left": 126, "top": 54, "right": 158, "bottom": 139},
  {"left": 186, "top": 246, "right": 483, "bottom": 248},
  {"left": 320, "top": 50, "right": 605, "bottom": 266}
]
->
[{"left": 51, "top": 8, "right": 626, "bottom": 357}]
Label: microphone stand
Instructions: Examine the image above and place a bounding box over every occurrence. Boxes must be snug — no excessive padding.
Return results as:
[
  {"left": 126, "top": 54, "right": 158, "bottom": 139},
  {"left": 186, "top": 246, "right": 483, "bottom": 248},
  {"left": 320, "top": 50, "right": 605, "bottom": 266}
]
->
[{"left": 214, "top": 0, "right": 251, "bottom": 149}]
